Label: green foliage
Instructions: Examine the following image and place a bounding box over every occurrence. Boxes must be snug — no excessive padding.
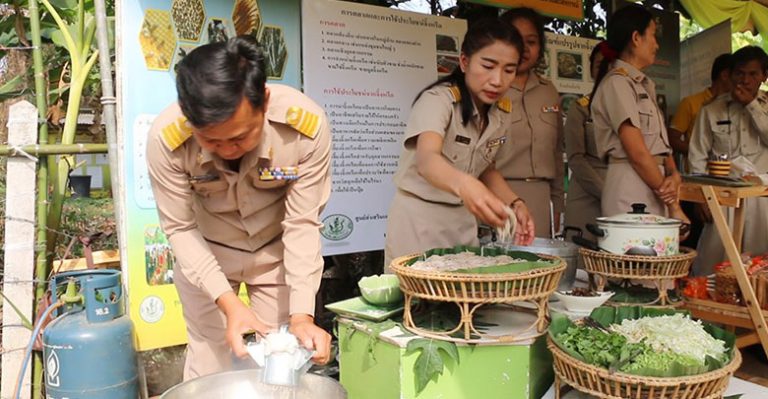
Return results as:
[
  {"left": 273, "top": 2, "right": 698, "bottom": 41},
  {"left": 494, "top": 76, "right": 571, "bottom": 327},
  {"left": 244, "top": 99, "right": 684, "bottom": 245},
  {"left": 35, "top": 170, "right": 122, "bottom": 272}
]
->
[
  {"left": 405, "top": 338, "right": 459, "bottom": 395},
  {"left": 57, "top": 196, "right": 116, "bottom": 258}
]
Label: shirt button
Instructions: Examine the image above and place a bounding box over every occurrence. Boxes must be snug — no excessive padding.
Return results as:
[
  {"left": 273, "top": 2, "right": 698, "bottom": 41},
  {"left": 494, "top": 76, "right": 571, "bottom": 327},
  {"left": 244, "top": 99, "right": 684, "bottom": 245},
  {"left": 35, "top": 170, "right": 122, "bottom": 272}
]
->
[{"left": 452, "top": 155, "right": 457, "bottom": 160}]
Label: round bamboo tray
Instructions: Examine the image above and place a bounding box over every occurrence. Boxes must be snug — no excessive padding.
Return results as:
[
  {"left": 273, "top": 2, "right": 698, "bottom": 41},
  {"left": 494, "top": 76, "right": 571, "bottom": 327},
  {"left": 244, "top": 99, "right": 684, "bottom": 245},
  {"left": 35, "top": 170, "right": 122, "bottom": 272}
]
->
[
  {"left": 390, "top": 252, "right": 565, "bottom": 343},
  {"left": 547, "top": 334, "right": 741, "bottom": 399},
  {"left": 580, "top": 247, "right": 696, "bottom": 307}
]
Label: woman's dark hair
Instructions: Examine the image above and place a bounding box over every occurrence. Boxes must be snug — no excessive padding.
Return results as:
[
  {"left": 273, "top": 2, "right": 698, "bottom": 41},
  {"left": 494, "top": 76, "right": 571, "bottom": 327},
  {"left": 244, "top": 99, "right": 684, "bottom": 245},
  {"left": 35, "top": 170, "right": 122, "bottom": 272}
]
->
[
  {"left": 731, "top": 45, "right": 768, "bottom": 73},
  {"left": 176, "top": 35, "right": 267, "bottom": 128},
  {"left": 414, "top": 18, "right": 523, "bottom": 126},
  {"left": 499, "top": 7, "right": 547, "bottom": 67},
  {"left": 589, "top": 4, "right": 653, "bottom": 110},
  {"left": 589, "top": 43, "right": 601, "bottom": 67}
]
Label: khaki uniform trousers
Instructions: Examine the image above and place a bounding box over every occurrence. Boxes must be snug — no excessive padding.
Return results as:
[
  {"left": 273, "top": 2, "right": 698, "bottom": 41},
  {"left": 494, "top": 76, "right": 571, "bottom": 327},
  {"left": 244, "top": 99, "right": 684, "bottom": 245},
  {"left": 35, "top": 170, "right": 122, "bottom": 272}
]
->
[
  {"left": 564, "top": 177, "right": 602, "bottom": 242},
  {"left": 602, "top": 162, "right": 666, "bottom": 217},
  {"left": 693, "top": 197, "right": 768, "bottom": 276},
  {"left": 506, "top": 180, "right": 552, "bottom": 238},
  {"left": 384, "top": 190, "right": 479, "bottom": 271},
  {"left": 174, "top": 238, "right": 290, "bottom": 380}
]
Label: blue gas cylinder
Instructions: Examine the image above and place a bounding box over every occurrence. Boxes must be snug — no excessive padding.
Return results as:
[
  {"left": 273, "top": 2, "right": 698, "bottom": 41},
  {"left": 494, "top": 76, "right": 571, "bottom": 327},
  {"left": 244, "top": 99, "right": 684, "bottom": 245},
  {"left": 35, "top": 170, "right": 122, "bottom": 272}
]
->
[{"left": 42, "top": 270, "right": 139, "bottom": 399}]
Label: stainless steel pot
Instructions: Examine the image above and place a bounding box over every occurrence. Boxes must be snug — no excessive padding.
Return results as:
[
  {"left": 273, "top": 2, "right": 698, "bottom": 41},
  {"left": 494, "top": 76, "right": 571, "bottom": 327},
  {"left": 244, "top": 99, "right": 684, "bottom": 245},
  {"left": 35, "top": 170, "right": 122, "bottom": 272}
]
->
[
  {"left": 587, "top": 203, "right": 681, "bottom": 256},
  {"left": 161, "top": 369, "right": 347, "bottom": 399},
  {"left": 505, "top": 233, "right": 579, "bottom": 290}
]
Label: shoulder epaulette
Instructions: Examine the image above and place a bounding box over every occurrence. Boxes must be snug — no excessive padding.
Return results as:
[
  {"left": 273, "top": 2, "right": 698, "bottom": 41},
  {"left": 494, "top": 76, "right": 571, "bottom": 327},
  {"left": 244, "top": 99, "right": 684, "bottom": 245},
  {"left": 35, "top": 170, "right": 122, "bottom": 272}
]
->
[
  {"left": 576, "top": 95, "right": 590, "bottom": 107},
  {"left": 448, "top": 85, "right": 461, "bottom": 103},
  {"left": 497, "top": 96, "right": 512, "bottom": 113},
  {"left": 161, "top": 117, "right": 193, "bottom": 151},
  {"left": 610, "top": 68, "right": 629, "bottom": 77},
  {"left": 285, "top": 106, "right": 321, "bottom": 139}
]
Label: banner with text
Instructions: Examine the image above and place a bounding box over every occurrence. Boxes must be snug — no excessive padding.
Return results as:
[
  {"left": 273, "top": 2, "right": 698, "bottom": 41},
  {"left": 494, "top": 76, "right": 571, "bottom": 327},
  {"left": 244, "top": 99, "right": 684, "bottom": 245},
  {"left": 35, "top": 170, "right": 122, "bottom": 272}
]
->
[
  {"left": 466, "top": 0, "right": 584, "bottom": 20},
  {"left": 680, "top": 20, "right": 731, "bottom": 99},
  {"left": 302, "top": 0, "right": 466, "bottom": 255},
  {"left": 541, "top": 32, "right": 600, "bottom": 116}
]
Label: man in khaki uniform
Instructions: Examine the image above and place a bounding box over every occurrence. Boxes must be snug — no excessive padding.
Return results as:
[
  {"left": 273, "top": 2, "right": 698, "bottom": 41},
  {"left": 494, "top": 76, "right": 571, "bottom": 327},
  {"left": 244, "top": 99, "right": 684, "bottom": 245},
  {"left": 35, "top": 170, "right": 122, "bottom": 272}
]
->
[
  {"left": 495, "top": 74, "right": 565, "bottom": 237},
  {"left": 689, "top": 46, "right": 768, "bottom": 275},
  {"left": 146, "top": 37, "right": 331, "bottom": 379},
  {"left": 592, "top": 59, "right": 675, "bottom": 217}
]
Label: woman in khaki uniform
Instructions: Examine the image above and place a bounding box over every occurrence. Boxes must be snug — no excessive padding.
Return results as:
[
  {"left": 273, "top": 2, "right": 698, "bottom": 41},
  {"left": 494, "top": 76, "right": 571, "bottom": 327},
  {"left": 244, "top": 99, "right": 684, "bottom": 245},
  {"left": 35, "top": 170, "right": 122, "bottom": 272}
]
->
[
  {"left": 563, "top": 45, "right": 605, "bottom": 241},
  {"left": 590, "top": 5, "right": 689, "bottom": 228},
  {"left": 496, "top": 7, "right": 565, "bottom": 238},
  {"left": 385, "top": 20, "right": 535, "bottom": 267}
]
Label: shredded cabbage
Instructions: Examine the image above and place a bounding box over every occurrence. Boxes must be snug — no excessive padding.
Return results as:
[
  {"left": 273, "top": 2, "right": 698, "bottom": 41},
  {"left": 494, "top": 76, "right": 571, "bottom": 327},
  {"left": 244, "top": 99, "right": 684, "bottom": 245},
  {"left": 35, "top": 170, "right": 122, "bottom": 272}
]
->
[{"left": 610, "top": 314, "right": 726, "bottom": 364}]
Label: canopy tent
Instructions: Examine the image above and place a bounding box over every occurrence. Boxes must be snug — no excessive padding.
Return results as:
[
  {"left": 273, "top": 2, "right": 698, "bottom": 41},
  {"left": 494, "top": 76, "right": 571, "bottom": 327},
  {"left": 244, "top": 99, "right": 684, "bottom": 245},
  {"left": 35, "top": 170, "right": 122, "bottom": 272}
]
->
[{"left": 680, "top": 0, "right": 768, "bottom": 48}]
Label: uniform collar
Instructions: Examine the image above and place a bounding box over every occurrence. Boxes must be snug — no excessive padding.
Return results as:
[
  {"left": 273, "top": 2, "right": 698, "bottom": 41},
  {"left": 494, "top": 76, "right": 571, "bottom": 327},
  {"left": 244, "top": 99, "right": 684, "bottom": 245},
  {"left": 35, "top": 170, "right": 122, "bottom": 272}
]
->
[
  {"left": 515, "top": 73, "right": 549, "bottom": 94},
  {"left": 613, "top": 59, "right": 647, "bottom": 83}
]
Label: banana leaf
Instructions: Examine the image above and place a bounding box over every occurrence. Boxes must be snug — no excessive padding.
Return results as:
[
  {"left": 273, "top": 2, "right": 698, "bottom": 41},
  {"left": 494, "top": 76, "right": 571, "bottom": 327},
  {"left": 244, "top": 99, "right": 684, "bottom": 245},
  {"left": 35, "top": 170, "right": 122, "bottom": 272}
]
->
[
  {"left": 404, "top": 245, "right": 556, "bottom": 273},
  {"left": 548, "top": 306, "right": 737, "bottom": 377}
]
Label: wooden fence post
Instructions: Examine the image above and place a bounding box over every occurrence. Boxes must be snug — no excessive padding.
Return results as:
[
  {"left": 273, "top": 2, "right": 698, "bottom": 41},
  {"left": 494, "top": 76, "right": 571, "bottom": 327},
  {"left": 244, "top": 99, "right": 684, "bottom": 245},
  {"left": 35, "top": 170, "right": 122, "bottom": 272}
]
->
[{"left": 2, "top": 100, "right": 39, "bottom": 399}]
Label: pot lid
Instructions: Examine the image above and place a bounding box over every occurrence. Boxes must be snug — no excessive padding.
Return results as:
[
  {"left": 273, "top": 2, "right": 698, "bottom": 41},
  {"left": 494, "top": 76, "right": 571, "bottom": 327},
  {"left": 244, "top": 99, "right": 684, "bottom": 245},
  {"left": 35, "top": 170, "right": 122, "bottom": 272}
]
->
[
  {"left": 596, "top": 203, "right": 681, "bottom": 226},
  {"left": 505, "top": 237, "right": 578, "bottom": 256}
]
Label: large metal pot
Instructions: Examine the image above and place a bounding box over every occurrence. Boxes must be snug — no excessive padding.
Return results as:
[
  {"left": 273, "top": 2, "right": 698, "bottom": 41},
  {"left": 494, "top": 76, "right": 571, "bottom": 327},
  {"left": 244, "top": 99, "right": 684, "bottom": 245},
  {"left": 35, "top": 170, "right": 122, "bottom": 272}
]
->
[
  {"left": 505, "top": 234, "right": 579, "bottom": 290},
  {"left": 161, "top": 369, "right": 347, "bottom": 399},
  {"left": 587, "top": 203, "right": 681, "bottom": 256}
]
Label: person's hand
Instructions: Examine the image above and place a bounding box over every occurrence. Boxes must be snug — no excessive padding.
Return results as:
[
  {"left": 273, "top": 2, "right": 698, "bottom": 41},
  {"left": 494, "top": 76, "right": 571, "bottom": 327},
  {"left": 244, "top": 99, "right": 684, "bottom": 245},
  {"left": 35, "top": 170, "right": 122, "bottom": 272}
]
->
[
  {"left": 654, "top": 173, "right": 681, "bottom": 205},
  {"left": 512, "top": 201, "right": 535, "bottom": 245},
  {"left": 733, "top": 83, "right": 757, "bottom": 105},
  {"left": 218, "top": 292, "right": 271, "bottom": 358},
  {"left": 289, "top": 314, "right": 332, "bottom": 365},
  {"left": 456, "top": 175, "right": 508, "bottom": 228},
  {"left": 668, "top": 202, "right": 692, "bottom": 241}
]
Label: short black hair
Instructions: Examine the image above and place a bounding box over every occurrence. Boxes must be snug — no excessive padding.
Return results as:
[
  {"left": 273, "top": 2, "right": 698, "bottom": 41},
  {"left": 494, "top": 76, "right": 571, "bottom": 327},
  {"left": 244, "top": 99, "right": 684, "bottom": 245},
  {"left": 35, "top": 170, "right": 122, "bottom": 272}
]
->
[
  {"left": 731, "top": 45, "right": 768, "bottom": 73},
  {"left": 710, "top": 53, "right": 732, "bottom": 83},
  {"left": 176, "top": 35, "right": 267, "bottom": 128}
]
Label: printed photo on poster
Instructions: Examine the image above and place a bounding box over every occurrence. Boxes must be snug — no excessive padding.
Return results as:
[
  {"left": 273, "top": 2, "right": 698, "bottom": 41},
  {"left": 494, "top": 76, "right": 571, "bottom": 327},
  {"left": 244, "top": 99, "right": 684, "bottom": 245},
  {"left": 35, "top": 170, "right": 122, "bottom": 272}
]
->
[
  {"left": 260, "top": 25, "right": 288, "bottom": 79},
  {"left": 172, "top": 44, "right": 197, "bottom": 74},
  {"left": 144, "top": 225, "right": 175, "bottom": 286},
  {"left": 232, "top": 0, "right": 262, "bottom": 36},
  {"left": 557, "top": 51, "right": 583, "bottom": 80},
  {"left": 436, "top": 34, "right": 459, "bottom": 53},
  {"left": 204, "top": 17, "right": 235, "bottom": 44},
  {"left": 171, "top": 0, "right": 206, "bottom": 42},
  {"left": 139, "top": 9, "right": 175, "bottom": 71},
  {"left": 437, "top": 54, "right": 459, "bottom": 76}
]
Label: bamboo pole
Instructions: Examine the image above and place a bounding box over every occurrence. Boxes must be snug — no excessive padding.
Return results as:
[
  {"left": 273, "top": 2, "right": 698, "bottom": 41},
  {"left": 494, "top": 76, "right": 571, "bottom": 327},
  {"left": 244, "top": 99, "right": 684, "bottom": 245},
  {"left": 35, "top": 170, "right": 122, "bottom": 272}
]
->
[
  {"left": 27, "top": 0, "right": 49, "bottom": 397},
  {"left": 0, "top": 143, "right": 108, "bottom": 156}
]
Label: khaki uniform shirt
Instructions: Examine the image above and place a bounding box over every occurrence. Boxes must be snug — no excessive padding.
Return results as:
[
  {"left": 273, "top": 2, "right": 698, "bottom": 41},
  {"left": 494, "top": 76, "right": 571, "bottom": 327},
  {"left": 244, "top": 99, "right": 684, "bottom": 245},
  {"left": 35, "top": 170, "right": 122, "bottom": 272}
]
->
[
  {"left": 689, "top": 91, "right": 768, "bottom": 174},
  {"left": 146, "top": 84, "right": 331, "bottom": 316},
  {"left": 592, "top": 59, "right": 671, "bottom": 160},
  {"left": 393, "top": 84, "right": 513, "bottom": 203},
  {"left": 564, "top": 96, "right": 606, "bottom": 198},
  {"left": 494, "top": 74, "right": 565, "bottom": 213}
]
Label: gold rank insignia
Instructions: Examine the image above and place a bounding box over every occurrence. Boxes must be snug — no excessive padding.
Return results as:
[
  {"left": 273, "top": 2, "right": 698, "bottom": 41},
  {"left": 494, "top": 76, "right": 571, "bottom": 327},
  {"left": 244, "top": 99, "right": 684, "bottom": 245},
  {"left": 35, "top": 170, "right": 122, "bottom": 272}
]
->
[
  {"left": 448, "top": 85, "right": 461, "bottom": 103},
  {"left": 486, "top": 136, "right": 507, "bottom": 148},
  {"left": 285, "top": 106, "right": 321, "bottom": 139},
  {"left": 576, "top": 95, "right": 590, "bottom": 107},
  {"left": 161, "top": 117, "right": 193, "bottom": 151},
  {"left": 497, "top": 97, "right": 512, "bottom": 113},
  {"left": 612, "top": 67, "right": 629, "bottom": 77}
]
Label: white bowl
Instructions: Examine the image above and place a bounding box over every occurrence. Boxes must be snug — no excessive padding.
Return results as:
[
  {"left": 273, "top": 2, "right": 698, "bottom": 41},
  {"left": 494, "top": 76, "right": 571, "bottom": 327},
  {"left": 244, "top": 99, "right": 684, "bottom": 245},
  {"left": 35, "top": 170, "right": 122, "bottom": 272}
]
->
[{"left": 551, "top": 290, "right": 614, "bottom": 313}]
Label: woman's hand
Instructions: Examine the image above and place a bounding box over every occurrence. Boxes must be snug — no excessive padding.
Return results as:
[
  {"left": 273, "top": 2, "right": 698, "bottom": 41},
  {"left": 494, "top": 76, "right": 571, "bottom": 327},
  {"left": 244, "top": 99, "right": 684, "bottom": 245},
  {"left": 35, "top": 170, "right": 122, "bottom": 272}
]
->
[
  {"left": 512, "top": 201, "right": 535, "bottom": 245},
  {"left": 457, "top": 175, "right": 509, "bottom": 227},
  {"left": 654, "top": 172, "right": 681, "bottom": 205}
]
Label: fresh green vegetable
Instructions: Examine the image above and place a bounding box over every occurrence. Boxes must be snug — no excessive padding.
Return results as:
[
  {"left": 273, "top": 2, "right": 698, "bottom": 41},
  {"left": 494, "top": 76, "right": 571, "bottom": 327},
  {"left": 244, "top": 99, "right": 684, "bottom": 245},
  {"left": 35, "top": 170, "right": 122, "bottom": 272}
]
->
[
  {"left": 556, "top": 326, "right": 648, "bottom": 369},
  {"left": 620, "top": 350, "right": 701, "bottom": 375}
]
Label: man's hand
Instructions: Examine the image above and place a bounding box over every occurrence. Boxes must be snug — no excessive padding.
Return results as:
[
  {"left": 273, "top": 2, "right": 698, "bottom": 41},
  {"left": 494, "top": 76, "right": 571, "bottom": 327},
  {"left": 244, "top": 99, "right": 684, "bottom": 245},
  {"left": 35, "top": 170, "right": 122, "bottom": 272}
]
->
[
  {"left": 733, "top": 83, "right": 757, "bottom": 105},
  {"left": 654, "top": 173, "right": 681, "bottom": 205},
  {"left": 289, "top": 314, "right": 332, "bottom": 365},
  {"left": 217, "top": 292, "right": 271, "bottom": 358}
]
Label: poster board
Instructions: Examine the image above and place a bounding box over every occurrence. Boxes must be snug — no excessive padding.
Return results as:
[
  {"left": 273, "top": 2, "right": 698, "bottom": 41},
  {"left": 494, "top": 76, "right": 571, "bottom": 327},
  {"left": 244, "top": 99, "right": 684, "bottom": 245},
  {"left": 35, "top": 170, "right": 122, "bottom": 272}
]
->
[
  {"left": 466, "top": 0, "right": 584, "bottom": 20},
  {"left": 541, "top": 32, "right": 600, "bottom": 116},
  {"left": 680, "top": 20, "right": 732, "bottom": 99},
  {"left": 301, "top": 0, "right": 467, "bottom": 256},
  {"left": 117, "top": 0, "right": 301, "bottom": 351}
]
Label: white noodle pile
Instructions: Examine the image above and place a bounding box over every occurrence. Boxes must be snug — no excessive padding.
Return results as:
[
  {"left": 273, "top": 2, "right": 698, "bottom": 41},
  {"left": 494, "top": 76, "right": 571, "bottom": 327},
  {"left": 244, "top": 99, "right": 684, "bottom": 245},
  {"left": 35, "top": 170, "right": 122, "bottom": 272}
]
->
[
  {"left": 497, "top": 206, "right": 517, "bottom": 244},
  {"left": 610, "top": 314, "right": 727, "bottom": 364},
  {"left": 410, "top": 251, "right": 525, "bottom": 272}
]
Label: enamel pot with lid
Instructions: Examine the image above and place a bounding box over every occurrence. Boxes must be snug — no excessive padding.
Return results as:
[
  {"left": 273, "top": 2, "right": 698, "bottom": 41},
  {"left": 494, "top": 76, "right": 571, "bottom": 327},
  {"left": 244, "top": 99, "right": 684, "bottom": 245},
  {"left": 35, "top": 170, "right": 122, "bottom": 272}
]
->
[{"left": 586, "top": 203, "right": 681, "bottom": 256}]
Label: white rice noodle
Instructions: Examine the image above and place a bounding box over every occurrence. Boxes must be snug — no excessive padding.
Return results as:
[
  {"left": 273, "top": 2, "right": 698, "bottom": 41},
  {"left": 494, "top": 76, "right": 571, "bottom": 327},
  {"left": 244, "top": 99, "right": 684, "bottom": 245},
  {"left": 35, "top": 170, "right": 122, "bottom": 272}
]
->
[{"left": 409, "top": 251, "right": 525, "bottom": 272}]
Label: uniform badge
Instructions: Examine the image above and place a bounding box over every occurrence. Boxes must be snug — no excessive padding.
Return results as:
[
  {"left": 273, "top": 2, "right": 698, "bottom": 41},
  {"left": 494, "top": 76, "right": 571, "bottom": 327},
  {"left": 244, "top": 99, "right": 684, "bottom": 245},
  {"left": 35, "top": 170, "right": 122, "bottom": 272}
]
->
[
  {"left": 639, "top": 93, "right": 649, "bottom": 100},
  {"left": 161, "top": 117, "right": 193, "bottom": 151},
  {"left": 576, "top": 96, "right": 590, "bottom": 107},
  {"left": 486, "top": 136, "right": 507, "bottom": 148},
  {"left": 448, "top": 85, "right": 462, "bottom": 103},
  {"left": 541, "top": 105, "right": 560, "bottom": 113},
  {"left": 188, "top": 174, "right": 219, "bottom": 183},
  {"left": 716, "top": 120, "right": 732, "bottom": 125},
  {"left": 285, "top": 106, "right": 321, "bottom": 139},
  {"left": 259, "top": 166, "right": 299, "bottom": 181},
  {"left": 455, "top": 135, "right": 471, "bottom": 145},
  {"left": 497, "top": 97, "right": 512, "bottom": 113}
]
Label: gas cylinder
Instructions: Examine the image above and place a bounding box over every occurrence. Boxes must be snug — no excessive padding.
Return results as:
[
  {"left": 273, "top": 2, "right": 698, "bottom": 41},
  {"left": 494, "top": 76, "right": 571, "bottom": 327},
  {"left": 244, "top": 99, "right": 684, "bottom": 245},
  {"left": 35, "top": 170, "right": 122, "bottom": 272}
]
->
[{"left": 42, "top": 270, "right": 139, "bottom": 399}]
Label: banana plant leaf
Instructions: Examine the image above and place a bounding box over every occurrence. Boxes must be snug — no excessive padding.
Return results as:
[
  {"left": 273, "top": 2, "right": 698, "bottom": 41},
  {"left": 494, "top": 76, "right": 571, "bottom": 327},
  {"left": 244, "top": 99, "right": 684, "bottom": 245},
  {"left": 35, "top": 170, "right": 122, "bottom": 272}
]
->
[{"left": 404, "top": 245, "right": 556, "bottom": 273}]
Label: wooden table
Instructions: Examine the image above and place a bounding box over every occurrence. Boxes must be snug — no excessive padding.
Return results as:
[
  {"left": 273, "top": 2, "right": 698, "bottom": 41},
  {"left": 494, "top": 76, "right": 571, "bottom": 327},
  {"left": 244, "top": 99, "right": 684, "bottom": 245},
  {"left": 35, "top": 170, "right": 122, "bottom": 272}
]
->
[{"left": 679, "top": 182, "right": 768, "bottom": 358}]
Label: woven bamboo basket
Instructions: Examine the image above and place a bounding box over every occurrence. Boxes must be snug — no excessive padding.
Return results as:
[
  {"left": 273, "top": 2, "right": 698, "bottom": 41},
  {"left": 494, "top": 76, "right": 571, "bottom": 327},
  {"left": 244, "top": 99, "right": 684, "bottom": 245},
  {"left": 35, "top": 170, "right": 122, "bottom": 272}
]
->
[
  {"left": 547, "top": 333, "right": 741, "bottom": 399},
  {"left": 580, "top": 247, "right": 696, "bottom": 306},
  {"left": 714, "top": 268, "right": 768, "bottom": 309},
  {"left": 390, "top": 252, "right": 565, "bottom": 342}
]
